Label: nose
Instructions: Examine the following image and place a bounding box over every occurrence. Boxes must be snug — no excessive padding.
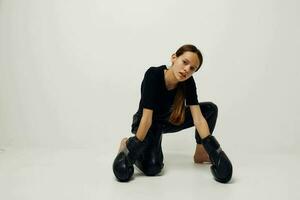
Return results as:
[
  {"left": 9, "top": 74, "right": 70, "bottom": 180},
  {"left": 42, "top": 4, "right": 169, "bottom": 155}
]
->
[{"left": 184, "top": 65, "right": 191, "bottom": 73}]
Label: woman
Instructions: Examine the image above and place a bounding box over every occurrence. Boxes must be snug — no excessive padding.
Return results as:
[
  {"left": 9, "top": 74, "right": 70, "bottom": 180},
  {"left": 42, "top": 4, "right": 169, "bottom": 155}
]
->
[{"left": 112, "top": 44, "right": 232, "bottom": 183}]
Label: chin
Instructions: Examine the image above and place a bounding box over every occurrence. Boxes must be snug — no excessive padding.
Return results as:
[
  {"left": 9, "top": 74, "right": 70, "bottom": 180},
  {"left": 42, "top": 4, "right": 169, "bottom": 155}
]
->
[
  {"left": 178, "top": 77, "right": 186, "bottom": 82},
  {"left": 175, "top": 75, "right": 183, "bottom": 81}
]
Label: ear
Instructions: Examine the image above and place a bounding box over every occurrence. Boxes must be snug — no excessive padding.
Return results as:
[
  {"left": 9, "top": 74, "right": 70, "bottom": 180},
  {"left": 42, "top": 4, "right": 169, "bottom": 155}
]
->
[{"left": 171, "top": 53, "right": 177, "bottom": 65}]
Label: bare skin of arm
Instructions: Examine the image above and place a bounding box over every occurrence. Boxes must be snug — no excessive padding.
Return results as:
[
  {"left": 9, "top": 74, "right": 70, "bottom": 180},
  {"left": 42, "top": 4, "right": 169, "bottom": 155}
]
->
[
  {"left": 118, "top": 108, "right": 153, "bottom": 152},
  {"left": 190, "top": 105, "right": 210, "bottom": 138},
  {"left": 190, "top": 105, "right": 211, "bottom": 163},
  {"left": 135, "top": 108, "right": 153, "bottom": 141}
]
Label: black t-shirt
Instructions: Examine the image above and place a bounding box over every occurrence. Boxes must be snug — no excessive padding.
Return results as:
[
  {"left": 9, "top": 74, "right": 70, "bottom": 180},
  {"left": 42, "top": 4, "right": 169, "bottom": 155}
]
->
[{"left": 133, "top": 65, "right": 198, "bottom": 121}]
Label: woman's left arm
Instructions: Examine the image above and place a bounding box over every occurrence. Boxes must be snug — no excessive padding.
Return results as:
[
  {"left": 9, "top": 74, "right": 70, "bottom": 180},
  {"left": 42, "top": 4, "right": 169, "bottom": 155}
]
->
[{"left": 189, "top": 105, "right": 210, "bottom": 139}]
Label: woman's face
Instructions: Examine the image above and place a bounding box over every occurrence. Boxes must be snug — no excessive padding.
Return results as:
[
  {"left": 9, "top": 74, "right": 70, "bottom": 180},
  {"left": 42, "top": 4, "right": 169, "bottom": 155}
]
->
[{"left": 171, "top": 51, "right": 200, "bottom": 81}]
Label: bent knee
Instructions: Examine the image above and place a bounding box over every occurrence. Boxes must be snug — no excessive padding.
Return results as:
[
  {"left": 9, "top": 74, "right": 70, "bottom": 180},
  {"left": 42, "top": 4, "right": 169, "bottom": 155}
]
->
[
  {"left": 201, "top": 102, "right": 218, "bottom": 114},
  {"left": 209, "top": 102, "right": 218, "bottom": 113},
  {"left": 143, "top": 163, "right": 164, "bottom": 176}
]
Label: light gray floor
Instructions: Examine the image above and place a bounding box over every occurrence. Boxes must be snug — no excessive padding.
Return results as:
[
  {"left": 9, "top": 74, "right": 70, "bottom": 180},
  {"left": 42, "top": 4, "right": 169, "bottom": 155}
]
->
[{"left": 0, "top": 145, "right": 299, "bottom": 200}]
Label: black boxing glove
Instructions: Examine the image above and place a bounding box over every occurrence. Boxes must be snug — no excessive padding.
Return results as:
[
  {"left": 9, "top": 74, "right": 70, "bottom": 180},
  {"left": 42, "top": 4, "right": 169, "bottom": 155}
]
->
[
  {"left": 112, "top": 136, "right": 146, "bottom": 182},
  {"left": 202, "top": 135, "right": 233, "bottom": 183}
]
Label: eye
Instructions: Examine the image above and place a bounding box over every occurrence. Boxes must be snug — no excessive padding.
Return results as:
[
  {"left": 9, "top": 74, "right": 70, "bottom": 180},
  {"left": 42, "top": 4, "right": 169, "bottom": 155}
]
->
[{"left": 183, "top": 60, "right": 187, "bottom": 64}]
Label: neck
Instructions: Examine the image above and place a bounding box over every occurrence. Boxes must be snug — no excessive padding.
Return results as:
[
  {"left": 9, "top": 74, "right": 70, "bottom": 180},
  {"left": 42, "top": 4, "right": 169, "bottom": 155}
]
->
[{"left": 164, "top": 66, "right": 179, "bottom": 90}]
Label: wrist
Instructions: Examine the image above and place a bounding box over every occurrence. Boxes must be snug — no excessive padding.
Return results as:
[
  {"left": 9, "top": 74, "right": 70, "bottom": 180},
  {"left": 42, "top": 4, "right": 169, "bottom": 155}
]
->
[{"left": 126, "top": 136, "right": 146, "bottom": 164}]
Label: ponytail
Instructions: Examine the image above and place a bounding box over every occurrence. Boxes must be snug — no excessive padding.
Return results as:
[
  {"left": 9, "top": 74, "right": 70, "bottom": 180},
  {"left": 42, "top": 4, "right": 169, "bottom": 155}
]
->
[
  {"left": 168, "top": 83, "right": 185, "bottom": 125},
  {"left": 168, "top": 44, "right": 203, "bottom": 125}
]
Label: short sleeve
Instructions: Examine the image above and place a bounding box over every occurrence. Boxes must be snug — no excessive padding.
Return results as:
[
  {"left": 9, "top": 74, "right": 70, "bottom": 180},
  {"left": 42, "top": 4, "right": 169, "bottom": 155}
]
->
[
  {"left": 184, "top": 76, "right": 199, "bottom": 105},
  {"left": 140, "top": 68, "right": 160, "bottom": 110}
]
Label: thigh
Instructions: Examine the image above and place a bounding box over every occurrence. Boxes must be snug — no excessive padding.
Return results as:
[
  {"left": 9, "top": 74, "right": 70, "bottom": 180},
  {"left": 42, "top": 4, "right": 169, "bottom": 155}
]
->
[{"left": 162, "top": 102, "right": 217, "bottom": 133}]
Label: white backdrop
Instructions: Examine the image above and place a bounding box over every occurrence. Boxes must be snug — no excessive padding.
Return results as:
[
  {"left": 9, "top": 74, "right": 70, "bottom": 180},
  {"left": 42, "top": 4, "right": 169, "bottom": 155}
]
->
[{"left": 0, "top": 0, "right": 299, "bottom": 155}]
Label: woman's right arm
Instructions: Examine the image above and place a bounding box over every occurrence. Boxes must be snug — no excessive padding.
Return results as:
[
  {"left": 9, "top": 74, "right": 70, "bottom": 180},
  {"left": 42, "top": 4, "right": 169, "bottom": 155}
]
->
[
  {"left": 113, "top": 108, "right": 152, "bottom": 182},
  {"left": 135, "top": 108, "right": 153, "bottom": 141}
]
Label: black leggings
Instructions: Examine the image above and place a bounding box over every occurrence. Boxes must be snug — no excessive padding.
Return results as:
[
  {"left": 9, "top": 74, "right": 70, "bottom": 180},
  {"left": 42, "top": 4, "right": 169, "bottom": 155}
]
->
[
  {"left": 131, "top": 101, "right": 218, "bottom": 144},
  {"left": 130, "top": 102, "right": 218, "bottom": 175}
]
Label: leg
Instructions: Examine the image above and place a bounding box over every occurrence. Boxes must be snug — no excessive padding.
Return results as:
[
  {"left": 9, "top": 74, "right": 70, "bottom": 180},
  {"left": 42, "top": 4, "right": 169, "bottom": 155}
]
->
[
  {"left": 162, "top": 102, "right": 218, "bottom": 163},
  {"left": 135, "top": 131, "right": 164, "bottom": 176},
  {"left": 161, "top": 102, "right": 218, "bottom": 138},
  {"left": 131, "top": 121, "right": 164, "bottom": 176},
  {"left": 160, "top": 102, "right": 233, "bottom": 183},
  {"left": 112, "top": 136, "right": 147, "bottom": 182}
]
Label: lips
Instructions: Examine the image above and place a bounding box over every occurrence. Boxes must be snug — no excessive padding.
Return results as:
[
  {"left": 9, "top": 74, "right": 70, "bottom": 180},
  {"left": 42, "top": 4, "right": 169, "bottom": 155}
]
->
[{"left": 179, "top": 72, "right": 186, "bottom": 78}]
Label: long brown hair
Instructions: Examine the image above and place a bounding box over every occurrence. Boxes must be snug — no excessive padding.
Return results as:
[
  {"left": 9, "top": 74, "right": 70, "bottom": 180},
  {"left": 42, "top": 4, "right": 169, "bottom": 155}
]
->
[{"left": 168, "top": 44, "right": 203, "bottom": 125}]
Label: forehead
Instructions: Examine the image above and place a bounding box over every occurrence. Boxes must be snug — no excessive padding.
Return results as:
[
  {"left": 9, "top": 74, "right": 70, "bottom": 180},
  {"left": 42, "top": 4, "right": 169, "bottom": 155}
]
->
[{"left": 180, "top": 52, "right": 200, "bottom": 66}]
